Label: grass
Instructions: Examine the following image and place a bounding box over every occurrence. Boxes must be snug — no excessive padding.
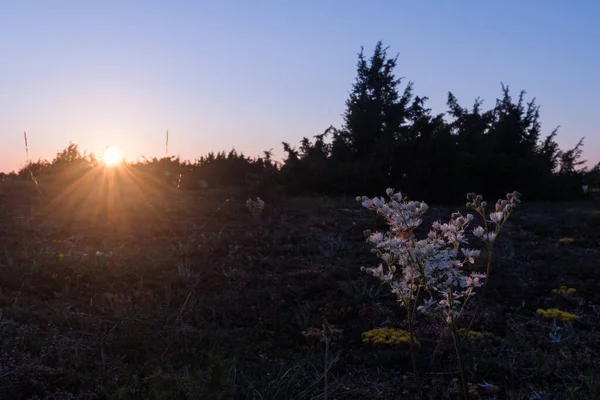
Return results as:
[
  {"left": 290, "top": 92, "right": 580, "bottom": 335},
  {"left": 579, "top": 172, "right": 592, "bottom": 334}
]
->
[{"left": 0, "top": 171, "right": 599, "bottom": 399}]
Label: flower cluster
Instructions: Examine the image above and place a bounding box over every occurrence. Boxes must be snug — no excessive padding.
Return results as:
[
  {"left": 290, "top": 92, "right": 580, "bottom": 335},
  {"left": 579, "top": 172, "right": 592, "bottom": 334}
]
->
[
  {"left": 551, "top": 285, "right": 577, "bottom": 295},
  {"left": 358, "top": 189, "right": 521, "bottom": 399},
  {"left": 245, "top": 197, "right": 265, "bottom": 219},
  {"left": 357, "top": 189, "right": 489, "bottom": 324},
  {"left": 466, "top": 191, "right": 521, "bottom": 244},
  {"left": 362, "top": 328, "right": 417, "bottom": 346},
  {"left": 536, "top": 308, "right": 579, "bottom": 323}
]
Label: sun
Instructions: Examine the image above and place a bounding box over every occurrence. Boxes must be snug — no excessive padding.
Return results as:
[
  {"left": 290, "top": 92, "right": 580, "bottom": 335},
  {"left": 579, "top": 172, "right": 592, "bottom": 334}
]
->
[{"left": 103, "top": 146, "right": 122, "bottom": 167}]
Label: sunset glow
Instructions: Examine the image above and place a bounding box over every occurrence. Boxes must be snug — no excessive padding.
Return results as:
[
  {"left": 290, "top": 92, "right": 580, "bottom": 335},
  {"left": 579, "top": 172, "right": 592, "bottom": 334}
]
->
[
  {"left": 103, "top": 146, "right": 122, "bottom": 167},
  {"left": 0, "top": 3, "right": 599, "bottom": 397}
]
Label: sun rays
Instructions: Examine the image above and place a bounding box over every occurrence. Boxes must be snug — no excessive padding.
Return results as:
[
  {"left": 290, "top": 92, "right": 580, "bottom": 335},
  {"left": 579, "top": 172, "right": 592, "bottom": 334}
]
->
[
  {"left": 39, "top": 164, "right": 164, "bottom": 231},
  {"left": 103, "top": 146, "right": 122, "bottom": 167}
]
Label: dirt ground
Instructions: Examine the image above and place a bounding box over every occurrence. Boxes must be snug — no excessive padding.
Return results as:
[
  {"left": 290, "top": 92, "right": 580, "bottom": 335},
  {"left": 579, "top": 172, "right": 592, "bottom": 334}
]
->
[{"left": 1, "top": 173, "right": 599, "bottom": 399}]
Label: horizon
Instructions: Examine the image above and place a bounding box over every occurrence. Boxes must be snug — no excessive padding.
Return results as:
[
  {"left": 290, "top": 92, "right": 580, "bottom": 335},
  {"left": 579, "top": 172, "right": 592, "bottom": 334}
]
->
[{"left": 1, "top": 1, "right": 599, "bottom": 173}]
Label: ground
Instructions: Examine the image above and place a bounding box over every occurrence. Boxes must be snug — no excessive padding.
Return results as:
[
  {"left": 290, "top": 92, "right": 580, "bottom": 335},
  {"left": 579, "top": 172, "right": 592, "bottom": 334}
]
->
[{"left": 0, "top": 172, "right": 599, "bottom": 399}]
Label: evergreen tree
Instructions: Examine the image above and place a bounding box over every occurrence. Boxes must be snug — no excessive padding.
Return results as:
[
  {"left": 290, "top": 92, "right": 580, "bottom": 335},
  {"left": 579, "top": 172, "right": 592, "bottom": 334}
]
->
[
  {"left": 278, "top": 41, "right": 589, "bottom": 201},
  {"left": 341, "top": 41, "right": 413, "bottom": 190},
  {"left": 559, "top": 137, "right": 586, "bottom": 174}
]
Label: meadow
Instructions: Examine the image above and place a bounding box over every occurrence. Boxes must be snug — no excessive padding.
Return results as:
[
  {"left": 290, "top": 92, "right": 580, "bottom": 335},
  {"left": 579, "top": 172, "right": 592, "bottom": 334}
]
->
[{"left": 0, "top": 170, "right": 599, "bottom": 399}]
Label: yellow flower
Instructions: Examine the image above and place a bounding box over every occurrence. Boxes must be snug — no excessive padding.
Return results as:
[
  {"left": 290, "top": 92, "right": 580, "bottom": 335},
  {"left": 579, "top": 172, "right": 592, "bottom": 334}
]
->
[
  {"left": 552, "top": 286, "right": 577, "bottom": 295},
  {"left": 362, "top": 328, "right": 419, "bottom": 347},
  {"left": 536, "top": 308, "right": 578, "bottom": 323},
  {"left": 458, "top": 328, "right": 489, "bottom": 341}
]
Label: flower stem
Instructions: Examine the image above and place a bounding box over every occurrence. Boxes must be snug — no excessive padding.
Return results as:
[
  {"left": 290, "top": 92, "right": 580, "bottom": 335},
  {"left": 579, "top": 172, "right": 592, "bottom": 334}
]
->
[
  {"left": 482, "top": 246, "right": 494, "bottom": 294},
  {"left": 407, "top": 311, "right": 421, "bottom": 396},
  {"left": 450, "top": 325, "right": 469, "bottom": 399},
  {"left": 324, "top": 337, "right": 329, "bottom": 400},
  {"left": 464, "top": 242, "right": 495, "bottom": 339}
]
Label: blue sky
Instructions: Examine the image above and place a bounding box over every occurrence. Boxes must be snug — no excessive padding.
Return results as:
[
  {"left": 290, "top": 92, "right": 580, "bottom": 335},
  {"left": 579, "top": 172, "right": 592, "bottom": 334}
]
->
[{"left": 1, "top": 0, "right": 598, "bottom": 172}]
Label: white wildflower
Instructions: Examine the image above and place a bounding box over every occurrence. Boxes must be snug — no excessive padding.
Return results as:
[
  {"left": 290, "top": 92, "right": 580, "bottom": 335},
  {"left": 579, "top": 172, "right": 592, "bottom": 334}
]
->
[
  {"left": 483, "top": 232, "right": 497, "bottom": 242},
  {"left": 246, "top": 197, "right": 265, "bottom": 219},
  {"left": 361, "top": 198, "right": 373, "bottom": 208},
  {"left": 489, "top": 211, "right": 503, "bottom": 224},
  {"left": 359, "top": 189, "right": 519, "bottom": 331},
  {"left": 381, "top": 252, "right": 393, "bottom": 265},
  {"left": 417, "top": 298, "right": 436, "bottom": 313},
  {"left": 473, "top": 226, "right": 485, "bottom": 237},
  {"left": 372, "top": 197, "right": 385, "bottom": 208},
  {"left": 368, "top": 232, "right": 384, "bottom": 244},
  {"left": 461, "top": 248, "right": 481, "bottom": 264}
]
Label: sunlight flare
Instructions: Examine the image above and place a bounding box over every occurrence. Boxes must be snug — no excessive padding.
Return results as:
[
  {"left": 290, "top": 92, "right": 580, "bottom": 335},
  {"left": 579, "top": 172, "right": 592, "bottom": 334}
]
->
[{"left": 103, "top": 146, "right": 122, "bottom": 167}]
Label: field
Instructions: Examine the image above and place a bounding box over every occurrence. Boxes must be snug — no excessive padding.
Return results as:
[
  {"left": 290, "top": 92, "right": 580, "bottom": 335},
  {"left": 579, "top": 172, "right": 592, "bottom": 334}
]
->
[{"left": 1, "top": 171, "right": 599, "bottom": 399}]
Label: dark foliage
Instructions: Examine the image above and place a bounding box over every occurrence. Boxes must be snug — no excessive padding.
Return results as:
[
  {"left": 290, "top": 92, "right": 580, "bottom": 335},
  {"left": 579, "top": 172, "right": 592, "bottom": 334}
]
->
[
  {"left": 16, "top": 41, "right": 595, "bottom": 202},
  {"left": 280, "top": 41, "right": 593, "bottom": 202},
  {"left": 18, "top": 143, "right": 97, "bottom": 183}
]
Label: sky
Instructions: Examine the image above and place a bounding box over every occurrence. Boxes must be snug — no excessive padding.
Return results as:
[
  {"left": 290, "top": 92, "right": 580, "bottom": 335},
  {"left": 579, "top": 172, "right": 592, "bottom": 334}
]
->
[{"left": 1, "top": 0, "right": 599, "bottom": 173}]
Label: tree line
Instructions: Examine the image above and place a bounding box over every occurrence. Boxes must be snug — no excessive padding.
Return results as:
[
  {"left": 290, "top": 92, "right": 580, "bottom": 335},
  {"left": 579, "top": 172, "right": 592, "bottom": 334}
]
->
[
  {"left": 279, "top": 41, "right": 596, "bottom": 202},
  {"left": 9, "top": 41, "right": 599, "bottom": 202}
]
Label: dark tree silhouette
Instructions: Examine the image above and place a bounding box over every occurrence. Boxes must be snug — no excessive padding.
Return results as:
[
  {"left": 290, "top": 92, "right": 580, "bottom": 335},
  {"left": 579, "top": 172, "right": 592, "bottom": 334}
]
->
[
  {"left": 559, "top": 137, "right": 586, "bottom": 175},
  {"left": 13, "top": 41, "right": 593, "bottom": 203},
  {"left": 280, "top": 41, "right": 592, "bottom": 202}
]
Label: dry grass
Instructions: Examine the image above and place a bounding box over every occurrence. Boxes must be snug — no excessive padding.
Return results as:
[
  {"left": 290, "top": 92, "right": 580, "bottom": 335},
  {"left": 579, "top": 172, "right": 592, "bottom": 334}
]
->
[{"left": 0, "top": 173, "right": 599, "bottom": 399}]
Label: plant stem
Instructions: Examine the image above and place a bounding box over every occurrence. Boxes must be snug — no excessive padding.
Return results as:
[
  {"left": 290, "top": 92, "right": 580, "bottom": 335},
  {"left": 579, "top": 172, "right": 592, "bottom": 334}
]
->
[
  {"left": 407, "top": 310, "right": 421, "bottom": 397},
  {"left": 464, "top": 244, "right": 494, "bottom": 338},
  {"left": 324, "top": 337, "right": 329, "bottom": 400},
  {"left": 450, "top": 325, "right": 469, "bottom": 399},
  {"left": 482, "top": 245, "right": 494, "bottom": 295}
]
